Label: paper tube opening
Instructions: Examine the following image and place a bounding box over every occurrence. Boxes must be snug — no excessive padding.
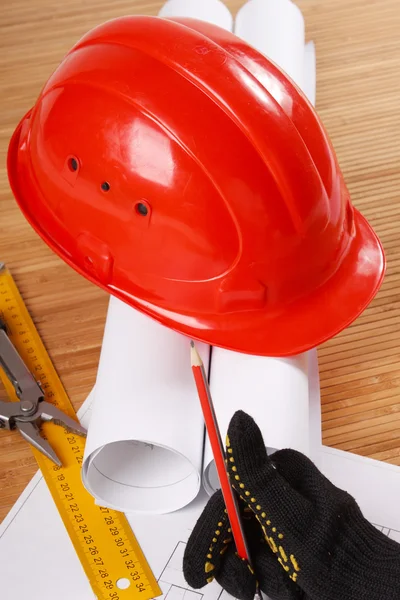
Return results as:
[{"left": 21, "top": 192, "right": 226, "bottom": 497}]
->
[
  {"left": 203, "top": 447, "right": 278, "bottom": 496},
  {"left": 83, "top": 441, "right": 200, "bottom": 514}
]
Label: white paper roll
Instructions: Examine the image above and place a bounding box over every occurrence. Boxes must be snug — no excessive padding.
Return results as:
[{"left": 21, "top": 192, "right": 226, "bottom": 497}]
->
[
  {"left": 203, "top": 351, "right": 310, "bottom": 494},
  {"left": 304, "top": 40, "right": 317, "bottom": 106},
  {"left": 235, "top": 0, "right": 305, "bottom": 89},
  {"left": 82, "top": 296, "right": 210, "bottom": 514},
  {"left": 203, "top": 0, "right": 317, "bottom": 496},
  {"left": 308, "top": 348, "right": 323, "bottom": 455},
  {"left": 159, "top": 0, "right": 233, "bottom": 31}
]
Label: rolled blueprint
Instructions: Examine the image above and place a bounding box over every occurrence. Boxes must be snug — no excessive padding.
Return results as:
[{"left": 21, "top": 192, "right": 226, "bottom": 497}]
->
[
  {"left": 236, "top": 0, "right": 305, "bottom": 89},
  {"left": 203, "top": 351, "right": 310, "bottom": 494},
  {"left": 203, "top": 0, "right": 317, "bottom": 496},
  {"left": 82, "top": 296, "right": 210, "bottom": 514},
  {"left": 159, "top": 0, "right": 233, "bottom": 30}
]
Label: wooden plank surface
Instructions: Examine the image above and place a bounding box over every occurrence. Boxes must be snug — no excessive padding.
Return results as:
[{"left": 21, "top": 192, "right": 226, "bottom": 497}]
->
[{"left": 1, "top": 0, "right": 399, "bottom": 522}]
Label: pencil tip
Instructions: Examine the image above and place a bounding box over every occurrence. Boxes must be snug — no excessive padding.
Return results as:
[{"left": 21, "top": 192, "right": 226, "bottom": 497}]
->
[{"left": 190, "top": 341, "right": 203, "bottom": 367}]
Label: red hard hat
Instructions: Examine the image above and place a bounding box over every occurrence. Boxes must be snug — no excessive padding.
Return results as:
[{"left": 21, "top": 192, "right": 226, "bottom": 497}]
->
[{"left": 7, "top": 16, "right": 385, "bottom": 356}]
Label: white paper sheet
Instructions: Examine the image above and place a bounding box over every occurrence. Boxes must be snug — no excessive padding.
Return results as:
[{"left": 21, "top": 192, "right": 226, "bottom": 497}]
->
[
  {"left": 82, "top": 296, "right": 210, "bottom": 514},
  {"left": 3, "top": 364, "right": 400, "bottom": 600},
  {"left": 158, "top": 0, "right": 233, "bottom": 30},
  {"left": 235, "top": 0, "right": 305, "bottom": 89},
  {"left": 316, "top": 447, "right": 400, "bottom": 533},
  {"left": 203, "top": 351, "right": 310, "bottom": 494}
]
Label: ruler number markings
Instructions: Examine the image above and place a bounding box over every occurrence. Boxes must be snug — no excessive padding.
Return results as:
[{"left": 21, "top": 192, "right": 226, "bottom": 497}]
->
[
  {"left": 53, "top": 463, "right": 112, "bottom": 586},
  {"left": 99, "top": 508, "right": 151, "bottom": 593}
]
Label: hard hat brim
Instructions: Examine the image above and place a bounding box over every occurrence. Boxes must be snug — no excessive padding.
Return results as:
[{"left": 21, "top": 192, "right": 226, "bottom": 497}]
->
[
  {"left": 8, "top": 117, "right": 385, "bottom": 357},
  {"left": 130, "top": 209, "right": 385, "bottom": 356}
]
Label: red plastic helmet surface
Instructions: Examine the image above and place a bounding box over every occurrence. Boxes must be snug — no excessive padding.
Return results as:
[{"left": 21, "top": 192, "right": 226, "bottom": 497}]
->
[{"left": 7, "top": 16, "right": 385, "bottom": 356}]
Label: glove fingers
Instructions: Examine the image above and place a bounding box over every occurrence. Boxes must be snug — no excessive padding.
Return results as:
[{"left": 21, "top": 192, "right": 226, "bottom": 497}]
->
[
  {"left": 226, "top": 411, "right": 312, "bottom": 505},
  {"left": 256, "top": 544, "right": 304, "bottom": 600},
  {"left": 183, "top": 476, "right": 303, "bottom": 600},
  {"left": 272, "top": 448, "right": 352, "bottom": 506},
  {"left": 214, "top": 545, "right": 256, "bottom": 600},
  {"left": 272, "top": 449, "right": 332, "bottom": 498},
  {"left": 183, "top": 490, "right": 233, "bottom": 589},
  {"left": 215, "top": 540, "right": 303, "bottom": 600},
  {"left": 226, "top": 411, "right": 312, "bottom": 541}
]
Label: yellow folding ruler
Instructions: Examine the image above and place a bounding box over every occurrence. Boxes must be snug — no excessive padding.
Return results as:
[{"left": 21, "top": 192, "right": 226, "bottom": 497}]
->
[{"left": 0, "top": 263, "right": 161, "bottom": 600}]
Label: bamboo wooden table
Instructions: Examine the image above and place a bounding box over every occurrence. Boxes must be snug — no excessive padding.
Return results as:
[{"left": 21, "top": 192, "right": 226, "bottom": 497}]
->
[{"left": 1, "top": 0, "right": 399, "bottom": 522}]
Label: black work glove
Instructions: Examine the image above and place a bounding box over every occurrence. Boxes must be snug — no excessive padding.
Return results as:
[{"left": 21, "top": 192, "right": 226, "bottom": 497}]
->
[{"left": 184, "top": 411, "right": 400, "bottom": 600}]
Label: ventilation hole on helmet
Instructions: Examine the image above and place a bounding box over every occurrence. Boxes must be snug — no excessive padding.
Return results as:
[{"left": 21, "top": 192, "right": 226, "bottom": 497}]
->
[
  {"left": 68, "top": 157, "right": 79, "bottom": 172},
  {"left": 135, "top": 202, "right": 149, "bottom": 216},
  {"left": 101, "top": 181, "right": 110, "bottom": 192}
]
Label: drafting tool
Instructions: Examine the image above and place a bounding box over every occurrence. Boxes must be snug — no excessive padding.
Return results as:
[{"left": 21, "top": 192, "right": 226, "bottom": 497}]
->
[
  {"left": 0, "top": 263, "right": 161, "bottom": 600},
  {"left": 190, "top": 341, "right": 261, "bottom": 600}
]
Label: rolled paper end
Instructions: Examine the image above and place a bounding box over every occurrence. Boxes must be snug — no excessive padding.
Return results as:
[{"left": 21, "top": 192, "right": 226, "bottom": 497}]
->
[{"left": 82, "top": 440, "right": 201, "bottom": 514}]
